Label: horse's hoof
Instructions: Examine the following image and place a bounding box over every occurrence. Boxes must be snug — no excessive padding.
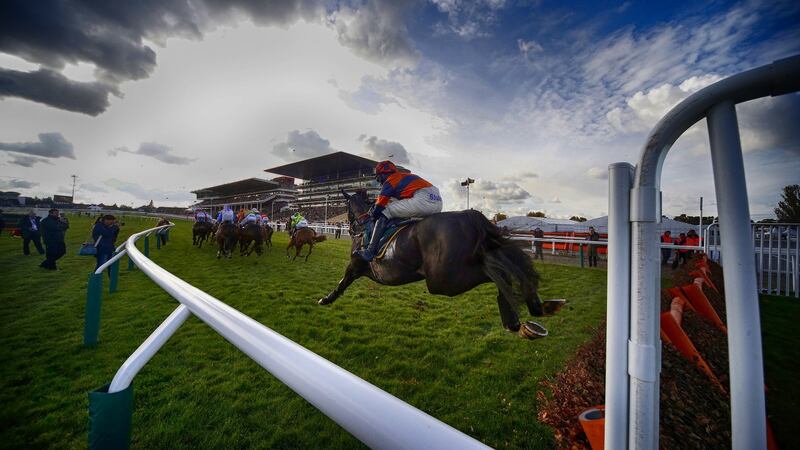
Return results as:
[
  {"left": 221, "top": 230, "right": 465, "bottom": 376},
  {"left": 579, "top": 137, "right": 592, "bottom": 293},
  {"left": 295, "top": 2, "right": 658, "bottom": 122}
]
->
[
  {"left": 318, "top": 297, "right": 332, "bottom": 305},
  {"left": 518, "top": 321, "right": 548, "bottom": 340}
]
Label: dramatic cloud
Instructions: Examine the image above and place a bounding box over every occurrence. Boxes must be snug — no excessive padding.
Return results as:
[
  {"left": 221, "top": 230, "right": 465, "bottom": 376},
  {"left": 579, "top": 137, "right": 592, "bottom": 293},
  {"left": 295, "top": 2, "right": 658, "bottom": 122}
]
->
[
  {"left": 108, "top": 142, "right": 196, "bottom": 165},
  {"left": 272, "top": 129, "right": 335, "bottom": 160},
  {"left": 442, "top": 177, "right": 532, "bottom": 213},
  {"left": 6, "top": 154, "right": 52, "bottom": 167},
  {"left": 358, "top": 134, "right": 410, "bottom": 163},
  {"left": 0, "top": 132, "right": 76, "bottom": 159},
  {"left": 329, "top": 0, "right": 417, "bottom": 66},
  {"left": 431, "top": 0, "right": 507, "bottom": 39},
  {"left": 0, "top": 0, "right": 416, "bottom": 114},
  {"left": 0, "top": 68, "right": 117, "bottom": 116},
  {"left": 104, "top": 178, "right": 195, "bottom": 203},
  {"left": 0, "top": 178, "right": 39, "bottom": 190}
]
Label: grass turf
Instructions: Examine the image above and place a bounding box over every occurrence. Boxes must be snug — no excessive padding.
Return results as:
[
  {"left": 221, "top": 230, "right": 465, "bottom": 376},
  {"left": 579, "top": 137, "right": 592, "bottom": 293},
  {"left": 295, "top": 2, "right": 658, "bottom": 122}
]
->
[{"left": 0, "top": 215, "right": 607, "bottom": 449}]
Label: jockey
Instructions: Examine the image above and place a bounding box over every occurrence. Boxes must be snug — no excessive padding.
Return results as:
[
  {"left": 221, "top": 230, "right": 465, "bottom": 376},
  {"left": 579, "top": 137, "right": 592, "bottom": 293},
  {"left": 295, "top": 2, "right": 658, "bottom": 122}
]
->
[
  {"left": 217, "top": 205, "right": 235, "bottom": 224},
  {"left": 290, "top": 212, "right": 308, "bottom": 236},
  {"left": 240, "top": 208, "right": 261, "bottom": 227},
  {"left": 355, "top": 161, "right": 442, "bottom": 262},
  {"left": 194, "top": 209, "right": 210, "bottom": 223}
]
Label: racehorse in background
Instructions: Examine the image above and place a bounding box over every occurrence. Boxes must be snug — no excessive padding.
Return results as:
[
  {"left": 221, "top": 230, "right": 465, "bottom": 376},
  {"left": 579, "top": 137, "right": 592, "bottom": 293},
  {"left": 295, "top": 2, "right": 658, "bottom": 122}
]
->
[
  {"left": 319, "top": 190, "right": 544, "bottom": 338},
  {"left": 239, "top": 223, "right": 264, "bottom": 256},
  {"left": 286, "top": 227, "right": 326, "bottom": 261},
  {"left": 192, "top": 221, "right": 213, "bottom": 248},
  {"left": 215, "top": 222, "right": 238, "bottom": 259},
  {"left": 262, "top": 223, "right": 274, "bottom": 248}
]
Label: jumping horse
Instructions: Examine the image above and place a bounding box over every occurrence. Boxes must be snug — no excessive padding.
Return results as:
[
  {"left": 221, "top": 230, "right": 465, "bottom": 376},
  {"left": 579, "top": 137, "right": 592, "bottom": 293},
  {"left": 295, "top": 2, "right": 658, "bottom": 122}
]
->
[{"left": 319, "top": 190, "right": 544, "bottom": 338}]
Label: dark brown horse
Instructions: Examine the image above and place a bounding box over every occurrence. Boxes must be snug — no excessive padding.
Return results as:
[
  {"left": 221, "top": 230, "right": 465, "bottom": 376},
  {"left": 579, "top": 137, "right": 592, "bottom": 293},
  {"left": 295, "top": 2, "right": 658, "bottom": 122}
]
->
[
  {"left": 215, "top": 222, "right": 238, "bottom": 259},
  {"left": 193, "top": 221, "right": 213, "bottom": 248},
  {"left": 239, "top": 223, "right": 264, "bottom": 256},
  {"left": 286, "top": 227, "right": 326, "bottom": 261},
  {"left": 262, "top": 223, "right": 274, "bottom": 248},
  {"left": 319, "top": 190, "right": 543, "bottom": 337}
]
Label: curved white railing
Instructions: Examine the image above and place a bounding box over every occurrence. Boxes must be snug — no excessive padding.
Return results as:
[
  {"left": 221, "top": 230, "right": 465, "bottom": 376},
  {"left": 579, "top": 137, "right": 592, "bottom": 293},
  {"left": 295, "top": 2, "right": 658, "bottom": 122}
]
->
[
  {"left": 605, "top": 55, "right": 800, "bottom": 450},
  {"left": 102, "top": 225, "right": 490, "bottom": 450}
]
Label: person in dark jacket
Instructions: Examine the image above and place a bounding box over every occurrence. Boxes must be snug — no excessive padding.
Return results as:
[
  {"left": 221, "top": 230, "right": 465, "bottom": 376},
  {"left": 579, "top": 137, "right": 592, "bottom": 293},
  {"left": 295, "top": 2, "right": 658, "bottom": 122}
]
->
[
  {"left": 39, "top": 208, "right": 70, "bottom": 270},
  {"left": 17, "top": 210, "right": 44, "bottom": 255},
  {"left": 586, "top": 226, "right": 601, "bottom": 267},
  {"left": 532, "top": 227, "right": 545, "bottom": 260},
  {"left": 92, "top": 214, "right": 120, "bottom": 274}
]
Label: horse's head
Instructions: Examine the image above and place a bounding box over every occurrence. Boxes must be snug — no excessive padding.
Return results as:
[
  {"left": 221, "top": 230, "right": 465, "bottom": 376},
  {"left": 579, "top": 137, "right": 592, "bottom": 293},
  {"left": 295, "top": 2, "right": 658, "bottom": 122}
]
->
[{"left": 342, "top": 189, "right": 371, "bottom": 234}]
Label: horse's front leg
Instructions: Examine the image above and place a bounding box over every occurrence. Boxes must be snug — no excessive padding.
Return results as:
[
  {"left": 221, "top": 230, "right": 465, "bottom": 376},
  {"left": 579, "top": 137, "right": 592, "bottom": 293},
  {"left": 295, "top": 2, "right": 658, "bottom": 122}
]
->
[{"left": 319, "top": 259, "right": 366, "bottom": 305}]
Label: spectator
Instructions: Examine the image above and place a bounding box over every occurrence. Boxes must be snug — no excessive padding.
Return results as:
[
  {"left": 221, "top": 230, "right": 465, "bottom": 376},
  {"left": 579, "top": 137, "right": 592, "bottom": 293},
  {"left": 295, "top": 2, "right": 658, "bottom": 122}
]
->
[
  {"left": 686, "top": 229, "right": 700, "bottom": 258},
  {"left": 92, "top": 214, "right": 120, "bottom": 275},
  {"left": 586, "top": 226, "right": 601, "bottom": 267},
  {"left": 17, "top": 210, "right": 44, "bottom": 256},
  {"left": 39, "top": 208, "right": 69, "bottom": 270},
  {"left": 532, "top": 227, "right": 544, "bottom": 260},
  {"left": 672, "top": 232, "right": 689, "bottom": 269},
  {"left": 660, "top": 231, "right": 673, "bottom": 265}
]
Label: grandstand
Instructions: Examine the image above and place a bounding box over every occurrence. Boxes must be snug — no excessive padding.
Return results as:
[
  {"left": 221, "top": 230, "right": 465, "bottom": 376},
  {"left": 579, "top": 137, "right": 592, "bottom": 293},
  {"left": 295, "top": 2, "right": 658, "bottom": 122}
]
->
[
  {"left": 191, "top": 178, "right": 297, "bottom": 217},
  {"left": 265, "top": 151, "right": 406, "bottom": 222}
]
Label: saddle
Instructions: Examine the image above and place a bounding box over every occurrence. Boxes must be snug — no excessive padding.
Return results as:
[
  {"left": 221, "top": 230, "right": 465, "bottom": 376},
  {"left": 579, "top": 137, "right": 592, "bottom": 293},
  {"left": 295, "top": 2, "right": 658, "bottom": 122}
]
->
[{"left": 363, "top": 218, "right": 422, "bottom": 260}]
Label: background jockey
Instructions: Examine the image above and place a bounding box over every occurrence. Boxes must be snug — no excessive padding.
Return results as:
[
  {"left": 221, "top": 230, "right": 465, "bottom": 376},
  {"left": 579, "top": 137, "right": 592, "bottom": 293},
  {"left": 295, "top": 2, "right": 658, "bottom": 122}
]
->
[
  {"left": 240, "top": 208, "right": 261, "bottom": 227},
  {"left": 355, "top": 160, "right": 442, "bottom": 262},
  {"left": 217, "top": 205, "right": 235, "bottom": 223},
  {"left": 194, "top": 209, "right": 210, "bottom": 222},
  {"left": 290, "top": 212, "right": 308, "bottom": 236}
]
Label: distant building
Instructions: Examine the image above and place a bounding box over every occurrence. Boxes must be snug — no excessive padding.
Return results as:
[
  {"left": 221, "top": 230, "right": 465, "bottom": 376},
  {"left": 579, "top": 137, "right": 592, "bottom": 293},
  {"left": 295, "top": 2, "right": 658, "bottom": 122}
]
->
[
  {"left": 191, "top": 177, "right": 297, "bottom": 217},
  {"left": 53, "top": 194, "right": 74, "bottom": 208}
]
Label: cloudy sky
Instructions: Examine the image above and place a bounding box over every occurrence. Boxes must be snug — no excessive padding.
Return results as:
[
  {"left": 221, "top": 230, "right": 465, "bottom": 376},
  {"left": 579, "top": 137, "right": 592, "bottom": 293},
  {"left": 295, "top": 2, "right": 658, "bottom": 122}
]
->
[{"left": 1, "top": 0, "right": 798, "bottom": 218}]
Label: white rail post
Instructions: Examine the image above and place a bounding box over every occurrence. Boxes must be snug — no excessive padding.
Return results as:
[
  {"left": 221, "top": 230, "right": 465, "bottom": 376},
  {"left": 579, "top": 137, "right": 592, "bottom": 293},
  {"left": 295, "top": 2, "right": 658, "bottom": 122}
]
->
[
  {"left": 605, "top": 162, "right": 634, "bottom": 449},
  {"left": 708, "top": 100, "right": 766, "bottom": 449}
]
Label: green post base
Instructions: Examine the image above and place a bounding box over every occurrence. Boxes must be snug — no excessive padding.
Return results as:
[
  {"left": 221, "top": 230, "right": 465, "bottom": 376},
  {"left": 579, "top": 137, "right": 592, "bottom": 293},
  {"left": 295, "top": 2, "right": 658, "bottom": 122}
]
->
[
  {"left": 579, "top": 244, "right": 585, "bottom": 268},
  {"left": 156, "top": 233, "right": 161, "bottom": 250},
  {"left": 84, "top": 273, "right": 104, "bottom": 347},
  {"left": 127, "top": 254, "right": 135, "bottom": 271},
  {"left": 89, "top": 383, "right": 133, "bottom": 450},
  {"left": 109, "top": 259, "right": 120, "bottom": 293},
  {"left": 144, "top": 236, "right": 149, "bottom": 257}
]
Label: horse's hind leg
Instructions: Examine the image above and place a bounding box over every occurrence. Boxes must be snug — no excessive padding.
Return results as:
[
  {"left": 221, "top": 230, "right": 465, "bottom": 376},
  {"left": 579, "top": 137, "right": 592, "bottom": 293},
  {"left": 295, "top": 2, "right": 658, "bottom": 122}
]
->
[
  {"left": 319, "top": 260, "right": 365, "bottom": 305},
  {"left": 497, "top": 293, "right": 521, "bottom": 332},
  {"left": 304, "top": 243, "right": 313, "bottom": 262}
]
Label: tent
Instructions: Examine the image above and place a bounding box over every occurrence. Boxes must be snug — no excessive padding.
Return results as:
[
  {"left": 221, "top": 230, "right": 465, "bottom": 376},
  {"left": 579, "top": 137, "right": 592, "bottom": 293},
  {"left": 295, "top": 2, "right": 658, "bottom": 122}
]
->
[
  {"left": 581, "top": 216, "right": 700, "bottom": 235},
  {"left": 497, "top": 216, "right": 579, "bottom": 233}
]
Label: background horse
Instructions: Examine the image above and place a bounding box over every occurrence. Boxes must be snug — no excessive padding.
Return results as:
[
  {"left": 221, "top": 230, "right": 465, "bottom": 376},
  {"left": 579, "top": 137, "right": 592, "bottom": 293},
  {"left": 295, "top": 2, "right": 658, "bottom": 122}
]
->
[
  {"left": 286, "top": 227, "right": 326, "bottom": 261},
  {"left": 319, "top": 190, "right": 543, "bottom": 337},
  {"left": 261, "top": 223, "right": 274, "bottom": 248},
  {"left": 192, "top": 221, "right": 213, "bottom": 248},
  {"left": 239, "top": 223, "right": 264, "bottom": 256},
  {"left": 215, "top": 222, "right": 238, "bottom": 259}
]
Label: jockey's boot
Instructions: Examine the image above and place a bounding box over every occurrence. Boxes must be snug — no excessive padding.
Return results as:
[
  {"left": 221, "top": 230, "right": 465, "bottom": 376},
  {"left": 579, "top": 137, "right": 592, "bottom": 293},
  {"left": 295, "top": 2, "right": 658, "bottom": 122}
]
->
[{"left": 355, "top": 215, "right": 387, "bottom": 262}]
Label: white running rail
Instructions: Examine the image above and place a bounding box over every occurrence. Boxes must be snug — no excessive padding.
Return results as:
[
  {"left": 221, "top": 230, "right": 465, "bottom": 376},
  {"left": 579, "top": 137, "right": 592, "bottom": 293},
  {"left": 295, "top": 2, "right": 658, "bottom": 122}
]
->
[{"left": 102, "top": 225, "right": 490, "bottom": 450}]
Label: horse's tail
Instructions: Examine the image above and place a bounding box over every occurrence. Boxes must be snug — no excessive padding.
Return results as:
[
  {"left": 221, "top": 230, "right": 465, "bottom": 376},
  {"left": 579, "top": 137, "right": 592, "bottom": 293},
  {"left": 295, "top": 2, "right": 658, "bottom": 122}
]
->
[
  {"left": 466, "top": 210, "right": 542, "bottom": 316},
  {"left": 314, "top": 235, "right": 327, "bottom": 242}
]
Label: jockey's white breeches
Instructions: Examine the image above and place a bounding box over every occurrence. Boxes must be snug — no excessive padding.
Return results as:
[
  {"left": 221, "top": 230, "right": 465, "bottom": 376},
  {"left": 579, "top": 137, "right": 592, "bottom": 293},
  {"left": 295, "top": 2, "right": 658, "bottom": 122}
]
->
[{"left": 383, "top": 186, "right": 443, "bottom": 219}]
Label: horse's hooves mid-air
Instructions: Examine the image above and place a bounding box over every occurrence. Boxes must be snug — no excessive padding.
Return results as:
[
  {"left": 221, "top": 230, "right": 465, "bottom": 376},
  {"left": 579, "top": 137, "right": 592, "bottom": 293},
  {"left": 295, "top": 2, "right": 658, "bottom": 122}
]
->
[{"left": 318, "top": 296, "right": 333, "bottom": 305}]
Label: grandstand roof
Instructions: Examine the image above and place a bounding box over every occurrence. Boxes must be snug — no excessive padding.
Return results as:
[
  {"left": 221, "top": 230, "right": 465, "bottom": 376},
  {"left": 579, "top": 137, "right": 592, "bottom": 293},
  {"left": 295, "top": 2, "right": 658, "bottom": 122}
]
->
[
  {"left": 264, "top": 151, "right": 383, "bottom": 180},
  {"left": 191, "top": 178, "right": 279, "bottom": 198}
]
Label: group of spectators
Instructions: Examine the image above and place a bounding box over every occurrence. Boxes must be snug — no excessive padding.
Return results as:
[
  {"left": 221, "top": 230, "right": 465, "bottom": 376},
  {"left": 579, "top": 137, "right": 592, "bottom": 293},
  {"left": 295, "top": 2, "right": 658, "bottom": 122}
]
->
[
  {"left": 16, "top": 208, "right": 71, "bottom": 270},
  {"left": 660, "top": 229, "right": 701, "bottom": 269},
  {"left": 8, "top": 209, "right": 155, "bottom": 273}
]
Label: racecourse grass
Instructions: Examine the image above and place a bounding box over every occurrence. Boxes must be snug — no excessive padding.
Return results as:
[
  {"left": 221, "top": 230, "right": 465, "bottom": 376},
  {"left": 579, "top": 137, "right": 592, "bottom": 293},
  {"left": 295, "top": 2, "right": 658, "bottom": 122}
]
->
[{"left": 0, "top": 215, "right": 610, "bottom": 449}]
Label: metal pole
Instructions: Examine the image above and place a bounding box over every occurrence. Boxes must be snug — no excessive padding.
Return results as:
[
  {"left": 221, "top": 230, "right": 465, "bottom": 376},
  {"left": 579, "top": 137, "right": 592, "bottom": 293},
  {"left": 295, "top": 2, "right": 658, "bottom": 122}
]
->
[
  {"left": 699, "top": 196, "right": 703, "bottom": 241},
  {"left": 768, "top": 228, "right": 773, "bottom": 293},
  {"left": 466, "top": 184, "right": 470, "bottom": 210},
  {"left": 708, "top": 100, "right": 766, "bottom": 449},
  {"left": 605, "top": 162, "right": 634, "bottom": 450},
  {"left": 777, "top": 226, "right": 782, "bottom": 295},
  {"left": 759, "top": 225, "right": 764, "bottom": 292}
]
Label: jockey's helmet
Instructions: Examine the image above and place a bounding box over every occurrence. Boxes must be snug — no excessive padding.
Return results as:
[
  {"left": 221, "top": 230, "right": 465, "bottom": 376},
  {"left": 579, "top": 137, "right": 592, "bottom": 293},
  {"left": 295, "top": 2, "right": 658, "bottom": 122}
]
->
[{"left": 375, "top": 160, "right": 397, "bottom": 175}]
